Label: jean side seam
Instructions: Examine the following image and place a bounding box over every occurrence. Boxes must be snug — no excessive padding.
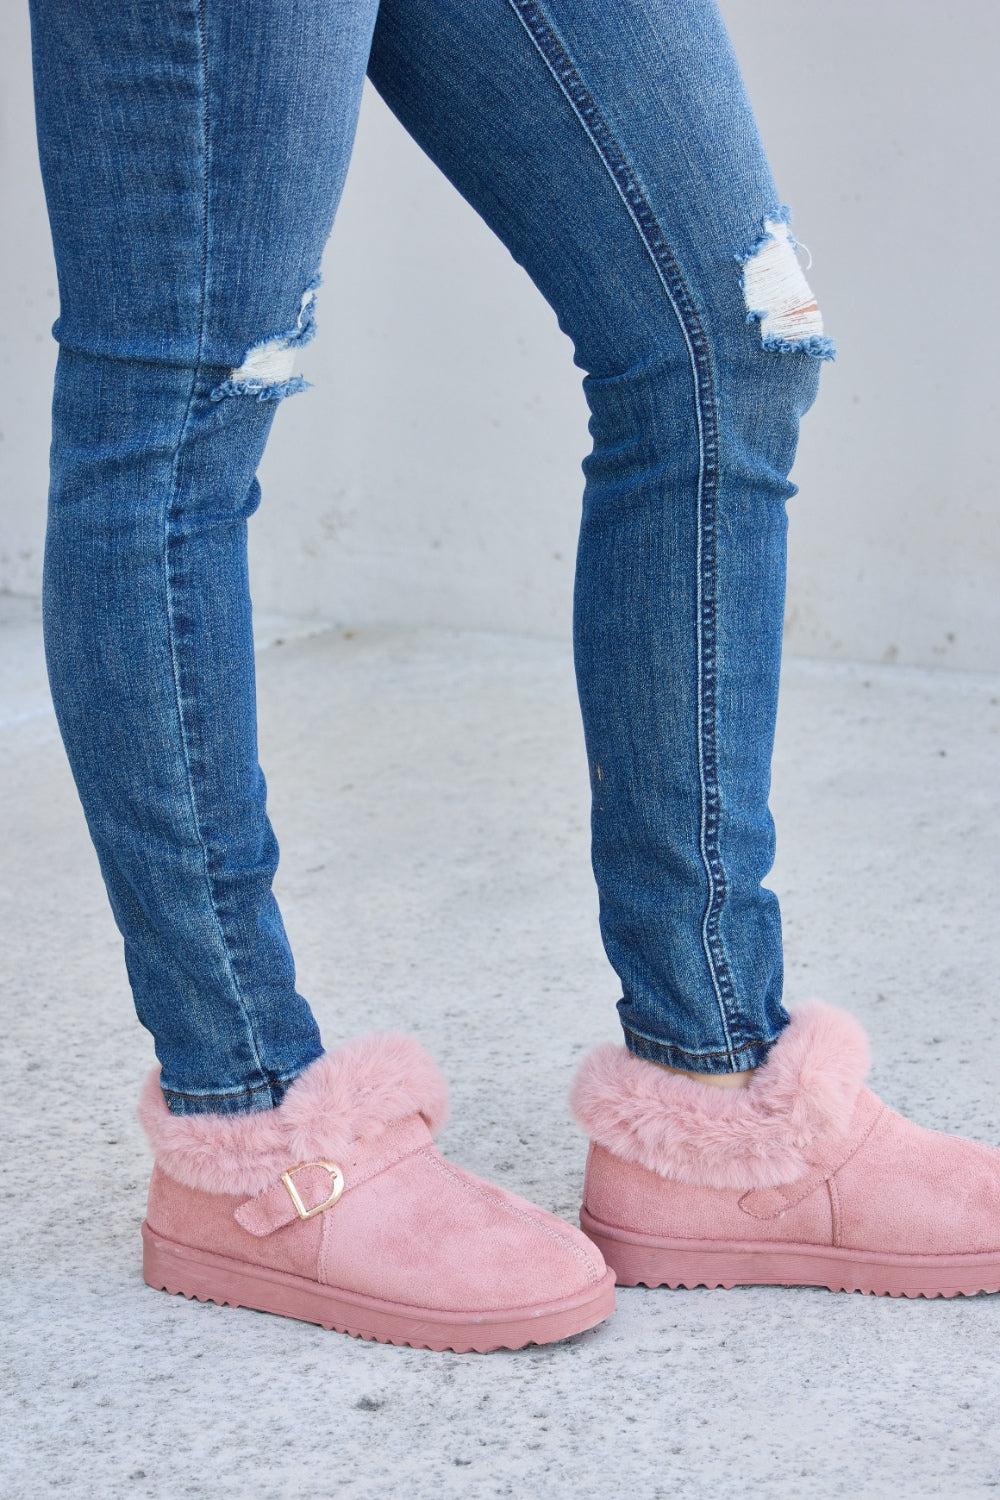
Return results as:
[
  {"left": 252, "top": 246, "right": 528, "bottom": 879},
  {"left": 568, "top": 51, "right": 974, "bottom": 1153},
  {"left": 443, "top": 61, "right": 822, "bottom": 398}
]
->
[
  {"left": 503, "top": 0, "right": 741, "bottom": 1057},
  {"left": 160, "top": 0, "right": 268, "bottom": 1092}
]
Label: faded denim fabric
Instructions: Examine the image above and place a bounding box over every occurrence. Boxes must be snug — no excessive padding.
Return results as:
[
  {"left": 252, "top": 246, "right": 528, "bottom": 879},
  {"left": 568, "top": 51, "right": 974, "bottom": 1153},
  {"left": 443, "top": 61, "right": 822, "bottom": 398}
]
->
[{"left": 29, "top": 0, "right": 831, "bottom": 1114}]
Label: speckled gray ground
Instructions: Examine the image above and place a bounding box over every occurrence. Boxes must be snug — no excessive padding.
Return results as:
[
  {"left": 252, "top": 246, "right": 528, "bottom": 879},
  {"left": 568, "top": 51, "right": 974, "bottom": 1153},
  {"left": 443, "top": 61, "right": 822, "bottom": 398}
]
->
[{"left": 3, "top": 605, "right": 1000, "bottom": 1499}]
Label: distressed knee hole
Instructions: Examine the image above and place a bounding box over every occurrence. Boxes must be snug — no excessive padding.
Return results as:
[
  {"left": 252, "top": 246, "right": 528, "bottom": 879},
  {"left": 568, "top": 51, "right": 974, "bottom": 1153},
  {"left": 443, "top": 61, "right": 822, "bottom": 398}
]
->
[
  {"left": 741, "top": 217, "right": 835, "bottom": 360},
  {"left": 211, "top": 276, "right": 320, "bottom": 403}
]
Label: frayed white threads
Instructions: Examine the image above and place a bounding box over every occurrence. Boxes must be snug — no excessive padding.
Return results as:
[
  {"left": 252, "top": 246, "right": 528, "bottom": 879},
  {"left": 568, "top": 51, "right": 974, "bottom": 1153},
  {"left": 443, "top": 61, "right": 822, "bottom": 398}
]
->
[
  {"left": 227, "top": 285, "right": 316, "bottom": 388},
  {"left": 743, "top": 220, "right": 825, "bottom": 346}
]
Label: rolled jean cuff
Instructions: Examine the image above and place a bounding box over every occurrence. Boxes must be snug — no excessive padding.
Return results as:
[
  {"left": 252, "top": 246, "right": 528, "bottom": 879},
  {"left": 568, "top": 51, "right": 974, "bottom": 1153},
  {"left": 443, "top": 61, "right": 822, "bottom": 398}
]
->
[
  {"left": 621, "top": 1023, "right": 783, "bottom": 1076},
  {"left": 160, "top": 1061, "right": 319, "bottom": 1117}
]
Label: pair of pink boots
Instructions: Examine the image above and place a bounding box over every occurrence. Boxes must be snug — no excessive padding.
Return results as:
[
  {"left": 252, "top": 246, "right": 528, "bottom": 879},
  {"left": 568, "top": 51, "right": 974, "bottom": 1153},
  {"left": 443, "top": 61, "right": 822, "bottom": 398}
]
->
[{"left": 140, "top": 1002, "right": 1000, "bottom": 1352}]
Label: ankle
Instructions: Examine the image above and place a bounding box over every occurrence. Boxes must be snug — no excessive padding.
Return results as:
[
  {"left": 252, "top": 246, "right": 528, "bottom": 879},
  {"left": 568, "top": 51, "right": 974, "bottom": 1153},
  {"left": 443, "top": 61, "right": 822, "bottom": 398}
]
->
[{"left": 651, "top": 1060, "right": 757, "bottom": 1089}]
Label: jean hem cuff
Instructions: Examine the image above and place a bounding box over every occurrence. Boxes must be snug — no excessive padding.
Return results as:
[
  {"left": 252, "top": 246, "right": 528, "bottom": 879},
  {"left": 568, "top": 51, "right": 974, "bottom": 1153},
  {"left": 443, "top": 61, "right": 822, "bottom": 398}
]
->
[
  {"left": 621, "top": 1025, "right": 780, "bottom": 1075},
  {"left": 160, "top": 1053, "right": 324, "bottom": 1117}
]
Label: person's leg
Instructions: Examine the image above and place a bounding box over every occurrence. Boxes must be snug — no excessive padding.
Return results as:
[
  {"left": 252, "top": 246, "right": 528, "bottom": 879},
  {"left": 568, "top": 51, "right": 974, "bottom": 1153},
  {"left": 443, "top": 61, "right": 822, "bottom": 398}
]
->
[
  {"left": 367, "top": 0, "right": 827, "bottom": 1073},
  {"left": 368, "top": 0, "right": 1000, "bottom": 1301},
  {"left": 29, "top": 0, "right": 380, "bottom": 1113},
  {"left": 28, "top": 0, "right": 615, "bottom": 1348}
]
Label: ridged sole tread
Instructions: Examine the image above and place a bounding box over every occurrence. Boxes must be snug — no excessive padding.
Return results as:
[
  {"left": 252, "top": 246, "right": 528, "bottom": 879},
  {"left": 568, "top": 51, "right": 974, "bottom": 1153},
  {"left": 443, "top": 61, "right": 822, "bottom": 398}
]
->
[
  {"left": 580, "top": 1209, "right": 1000, "bottom": 1300},
  {"left": 143, "top": 1221, "right": 616, "bottom": 1353}
]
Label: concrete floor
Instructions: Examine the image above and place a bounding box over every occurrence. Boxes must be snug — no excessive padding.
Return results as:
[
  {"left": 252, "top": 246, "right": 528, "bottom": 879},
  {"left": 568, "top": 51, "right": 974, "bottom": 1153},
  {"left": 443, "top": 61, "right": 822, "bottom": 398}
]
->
[{"left": 2, "top": 601, "right": 1000, "bottom": 1499}]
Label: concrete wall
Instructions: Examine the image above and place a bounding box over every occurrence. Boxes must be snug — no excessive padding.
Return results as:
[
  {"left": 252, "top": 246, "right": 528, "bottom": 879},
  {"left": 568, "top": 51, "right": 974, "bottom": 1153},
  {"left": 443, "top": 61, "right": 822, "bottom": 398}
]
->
[
  {"left": 2, "top": 1, "right": 998, "bottom": 669},
  {"left": 0, "top": 2, "right": 57, "bottom": 599}
]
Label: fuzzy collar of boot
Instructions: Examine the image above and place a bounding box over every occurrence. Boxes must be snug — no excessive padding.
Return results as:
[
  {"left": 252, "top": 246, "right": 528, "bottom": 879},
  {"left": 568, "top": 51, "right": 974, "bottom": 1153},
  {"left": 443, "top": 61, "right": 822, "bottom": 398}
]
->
[
  {"left": 139, "top": 1034, "right": 449, "bottom": 1196},
  {"left": 571, "top": 1001, "right": 870, "bottom": 1191}
]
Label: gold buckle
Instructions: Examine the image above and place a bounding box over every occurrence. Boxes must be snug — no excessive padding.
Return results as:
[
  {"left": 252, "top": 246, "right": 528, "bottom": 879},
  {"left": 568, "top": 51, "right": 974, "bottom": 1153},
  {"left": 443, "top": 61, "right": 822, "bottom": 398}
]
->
[{"left": 280, "top": 1160, "right": 345, "bottom": 1220}]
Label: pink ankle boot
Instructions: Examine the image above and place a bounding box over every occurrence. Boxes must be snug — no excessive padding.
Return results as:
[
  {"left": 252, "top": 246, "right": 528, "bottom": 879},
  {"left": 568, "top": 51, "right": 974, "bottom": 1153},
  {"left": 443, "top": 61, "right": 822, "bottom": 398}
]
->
[
  {"left": 140, "top": 1034, "right": 614, "bottom": 1351},
  {"left": 571, "top": 1002, "right": 1000, "bottom": 1298}
]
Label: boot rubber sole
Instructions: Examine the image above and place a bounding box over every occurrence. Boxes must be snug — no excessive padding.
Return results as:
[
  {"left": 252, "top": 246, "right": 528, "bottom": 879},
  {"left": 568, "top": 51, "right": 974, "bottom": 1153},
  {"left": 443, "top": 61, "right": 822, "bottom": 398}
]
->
[
  {"left": 142, "top": 1220, "right": 616, "bottom": 1351},
  {"left": 580, "top": 1207, "right": 1000, "bottom": 1299}
]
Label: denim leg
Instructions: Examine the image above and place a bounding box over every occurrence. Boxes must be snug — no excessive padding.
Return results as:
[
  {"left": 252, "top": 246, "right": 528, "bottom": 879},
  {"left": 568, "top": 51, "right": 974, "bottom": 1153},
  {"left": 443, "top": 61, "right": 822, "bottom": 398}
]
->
[
  {"left": 29, "top": 0, "right": 380, "bottom": 1112},
  {"left": 369, "top": 0, "right": 830, "bottom": 1071}
]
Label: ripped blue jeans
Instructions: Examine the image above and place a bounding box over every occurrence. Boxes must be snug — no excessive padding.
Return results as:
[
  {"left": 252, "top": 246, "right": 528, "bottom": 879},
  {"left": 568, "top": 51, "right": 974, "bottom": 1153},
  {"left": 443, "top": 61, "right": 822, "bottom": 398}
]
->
[{"left": 29, "top": 0, "right": 832, "bottom": 1114}]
